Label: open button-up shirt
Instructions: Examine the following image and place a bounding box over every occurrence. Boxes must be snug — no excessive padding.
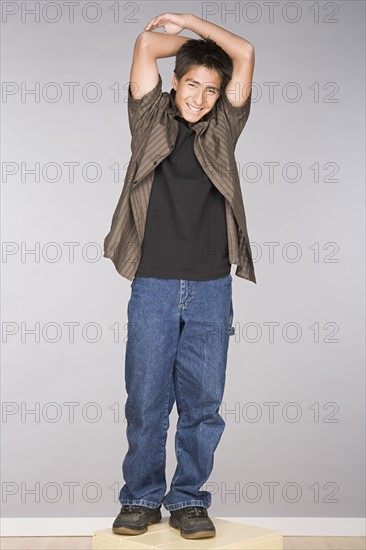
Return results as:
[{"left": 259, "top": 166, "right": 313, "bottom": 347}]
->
[{"left": 103, "top": 72, "right": 256, "bottom": 284}]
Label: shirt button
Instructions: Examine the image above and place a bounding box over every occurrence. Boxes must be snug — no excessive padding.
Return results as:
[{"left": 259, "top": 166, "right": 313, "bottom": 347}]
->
[
  {"left": 153, "top": 161, "right": 157, "bottom": 165},
  {"left": 133, "top": 180, "right": 138, "bottom": 184}
]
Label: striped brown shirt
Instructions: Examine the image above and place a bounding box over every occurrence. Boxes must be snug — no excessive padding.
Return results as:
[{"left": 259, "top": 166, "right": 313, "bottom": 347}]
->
[{"left": 103, "top": 72, "right": 256, "bottom": 284}]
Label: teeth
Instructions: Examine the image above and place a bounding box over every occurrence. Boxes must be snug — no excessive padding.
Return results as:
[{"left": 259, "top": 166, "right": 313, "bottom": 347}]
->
[{"left": 187, "top": 103, "right": 201, "bottom": 112}]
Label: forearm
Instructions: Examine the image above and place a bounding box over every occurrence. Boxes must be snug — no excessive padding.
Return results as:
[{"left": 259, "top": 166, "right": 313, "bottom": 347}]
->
[
  {"left": 138, "top": 31, "right": 192, "bottom": 59},
  {"left": 184, "top": 13, "right": 252, "bottom": 61}
]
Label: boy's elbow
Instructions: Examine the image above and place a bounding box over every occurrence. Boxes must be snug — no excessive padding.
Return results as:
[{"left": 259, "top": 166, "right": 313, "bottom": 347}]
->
[
  {"left": 135, "top": 31, "right": 151, "bottom": 48},
  {"left": 244, "top": 43, "right": 255, "bottom": 57}
]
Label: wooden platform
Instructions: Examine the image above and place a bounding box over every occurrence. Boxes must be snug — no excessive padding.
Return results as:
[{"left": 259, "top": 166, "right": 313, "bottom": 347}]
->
[{"left": 93, "top": 517, "right": 283, "bottom": 549}]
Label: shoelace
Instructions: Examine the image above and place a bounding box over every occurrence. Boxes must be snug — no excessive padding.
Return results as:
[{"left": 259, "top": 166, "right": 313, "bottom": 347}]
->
[
  {"left": 186, "top": 506, "right": 208, "bottom": 518},
  {"left": 121, "top": 504, "right": 143, "bottom": 513}
]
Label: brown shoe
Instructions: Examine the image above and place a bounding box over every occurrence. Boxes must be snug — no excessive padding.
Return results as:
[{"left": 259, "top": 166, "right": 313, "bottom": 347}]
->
[
  {"left": 112, "top": 504, "right": 162, "bottom": 535},
  {"left": 169, "top": 506, "right": 216, "bottom": 539}
]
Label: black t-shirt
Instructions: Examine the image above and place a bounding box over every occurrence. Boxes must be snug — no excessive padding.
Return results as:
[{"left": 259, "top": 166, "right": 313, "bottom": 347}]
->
[{"left": 135, "top": 115, "right": 231, "bottom": 280}]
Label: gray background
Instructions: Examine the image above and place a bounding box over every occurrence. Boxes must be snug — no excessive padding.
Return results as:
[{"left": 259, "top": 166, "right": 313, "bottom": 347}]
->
[{"left": 1, "top": 0, "right": 365, "bottom": 521}]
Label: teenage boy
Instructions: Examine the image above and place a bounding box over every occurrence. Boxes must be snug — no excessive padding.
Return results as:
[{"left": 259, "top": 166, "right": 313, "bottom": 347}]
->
[{"left": 104, "top": 12, "right": 256, "bottom": 540}]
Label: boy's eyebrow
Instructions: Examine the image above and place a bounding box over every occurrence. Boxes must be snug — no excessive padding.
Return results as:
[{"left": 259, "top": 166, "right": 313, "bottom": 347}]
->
[{"left": 185, "top": 78, "right": 220, "bottom": 92}]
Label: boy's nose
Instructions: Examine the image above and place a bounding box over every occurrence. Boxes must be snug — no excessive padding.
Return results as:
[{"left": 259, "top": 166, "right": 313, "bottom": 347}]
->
[{"left": 193, "top": 90, "right": 206, "bottom": 106}]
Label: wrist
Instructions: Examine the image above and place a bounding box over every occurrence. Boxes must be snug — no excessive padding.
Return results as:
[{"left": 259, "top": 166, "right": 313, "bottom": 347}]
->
[
  {"left": 183, "top": 13, "right": 209, "bottom": 40},
  {"left": 183, "top": 13, "right": 195, "bottom": 30}
]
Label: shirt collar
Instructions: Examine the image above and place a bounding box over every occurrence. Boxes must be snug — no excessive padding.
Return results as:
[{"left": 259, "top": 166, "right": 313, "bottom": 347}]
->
[{"left": 167, "top": 88, "right": 216, "bottom": 125}]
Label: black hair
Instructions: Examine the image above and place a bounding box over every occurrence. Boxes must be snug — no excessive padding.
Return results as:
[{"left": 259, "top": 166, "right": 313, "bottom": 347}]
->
[{"left": 174, "top": 37, "right": 233, "bottom": 93}]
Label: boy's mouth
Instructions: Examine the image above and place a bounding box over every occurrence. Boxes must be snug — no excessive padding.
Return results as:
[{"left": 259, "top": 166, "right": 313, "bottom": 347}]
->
[{"left": 186, "top": 102, "right": 203, "bottom": 113}]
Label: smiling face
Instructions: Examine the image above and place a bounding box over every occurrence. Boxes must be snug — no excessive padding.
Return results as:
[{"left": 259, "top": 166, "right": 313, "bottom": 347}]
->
[{"left": 172, "top": 65, "right": 222, "bottom": 122}]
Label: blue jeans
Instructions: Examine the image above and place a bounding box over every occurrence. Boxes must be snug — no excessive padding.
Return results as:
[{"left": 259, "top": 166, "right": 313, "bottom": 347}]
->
[{"left": 119, "top": 274, "right": 235, "bottom": 511}]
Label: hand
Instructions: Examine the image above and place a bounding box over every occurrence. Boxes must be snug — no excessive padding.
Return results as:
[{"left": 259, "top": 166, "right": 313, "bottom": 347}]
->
[{"left": 144, "top": 13, "right": 188, "bottom": 35}]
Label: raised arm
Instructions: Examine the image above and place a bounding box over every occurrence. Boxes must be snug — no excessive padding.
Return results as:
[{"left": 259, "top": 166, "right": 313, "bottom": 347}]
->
[
  {"left": 184, "top": 14, "right": 254, "bottom": 108},
  {"left": 145, "top": 12, "right": 254, "bottom": 108},
  {"left": 129, "top": 32, "right": 191, "bottom": 100}
]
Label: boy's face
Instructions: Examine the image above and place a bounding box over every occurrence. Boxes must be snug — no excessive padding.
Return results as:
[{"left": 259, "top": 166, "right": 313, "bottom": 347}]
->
[{"left": 172, "top": 65, "right": 222, "bottom": 122}]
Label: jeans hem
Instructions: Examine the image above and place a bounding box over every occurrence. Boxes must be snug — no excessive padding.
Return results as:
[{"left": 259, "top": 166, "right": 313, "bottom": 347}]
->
[
  {"left": 164, "top": 500, "right": 210, "bottom": 511},
  {"left": 120, "top": 499, "right": 162, "bottom": 509}
]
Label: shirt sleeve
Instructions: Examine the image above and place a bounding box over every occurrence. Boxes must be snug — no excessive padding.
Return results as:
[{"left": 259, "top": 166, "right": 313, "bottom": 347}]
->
[
  {"left": 217, "top": 89, "right": 252, "bottom": 146},
  {"left": 127, "top": 72, "right": 163, "bottom": 136}
]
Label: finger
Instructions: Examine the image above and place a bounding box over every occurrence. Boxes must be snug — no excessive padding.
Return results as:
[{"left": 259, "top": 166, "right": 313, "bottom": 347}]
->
[
  {"left": 145, "top": 16, "right": 158, "bottom": 30},
  {"left": 152, "top": 17, "right": 162, "bottom": 27}
]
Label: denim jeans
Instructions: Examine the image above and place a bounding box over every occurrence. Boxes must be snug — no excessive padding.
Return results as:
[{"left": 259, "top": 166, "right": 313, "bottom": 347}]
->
[{"left": 119, "top": 274, "right": 235, "bottom": 511}]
